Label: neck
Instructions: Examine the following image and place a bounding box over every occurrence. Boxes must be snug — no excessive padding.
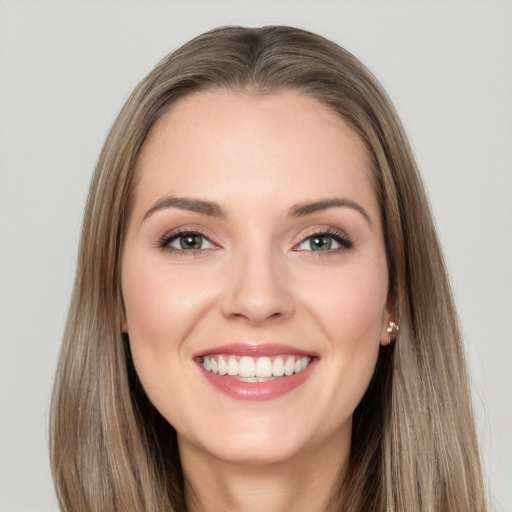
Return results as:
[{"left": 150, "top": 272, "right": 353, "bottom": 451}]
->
[{"left": 178, "top": 431, "right": 350, "bottom": 512}]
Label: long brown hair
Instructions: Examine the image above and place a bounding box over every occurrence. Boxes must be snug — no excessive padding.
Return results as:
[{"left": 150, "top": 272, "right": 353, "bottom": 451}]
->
[{"left": 50, "top": 25, "right": 487, "bottom": 511}]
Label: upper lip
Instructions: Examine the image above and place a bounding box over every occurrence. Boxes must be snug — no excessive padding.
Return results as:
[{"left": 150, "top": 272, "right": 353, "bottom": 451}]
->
[{"left": 193, "top": 343, "right": 317, "bottom": 358}]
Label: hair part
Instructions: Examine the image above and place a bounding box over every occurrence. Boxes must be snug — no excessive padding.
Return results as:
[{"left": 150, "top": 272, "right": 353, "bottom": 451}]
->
[{"left": 50, "top": 25, "right": 487, "bottom": 512}]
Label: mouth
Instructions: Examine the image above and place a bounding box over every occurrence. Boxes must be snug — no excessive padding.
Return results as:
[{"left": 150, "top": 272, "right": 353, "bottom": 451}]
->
[
  {"left": 201, "top": 354, "right": 312, "bottom": 382},
  {"left": 194, "top": 343, "right": 317, "bottom": 401}
]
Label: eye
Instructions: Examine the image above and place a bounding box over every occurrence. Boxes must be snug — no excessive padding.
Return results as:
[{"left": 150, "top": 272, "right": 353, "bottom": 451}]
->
[
  {"left": 296, "top": 230, "right": 353, "bottom": 252},
  {"left": 160, "top": 231, "right": 216, "bottom": 252}
]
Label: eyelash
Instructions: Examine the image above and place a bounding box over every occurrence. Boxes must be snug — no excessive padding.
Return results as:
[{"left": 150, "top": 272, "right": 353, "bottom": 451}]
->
[
  {"left": 294, "top": 228, "right": 354, "bottom": 253},
  {"left": 157, "top": 227, "right": 354, "bottom": 255},
  {"left": 158, "top": 228, "right": 216, "bottom": 256}
]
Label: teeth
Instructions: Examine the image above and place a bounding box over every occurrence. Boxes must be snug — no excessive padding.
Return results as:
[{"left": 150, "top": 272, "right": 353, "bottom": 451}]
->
[
  {"left": 227, "top": 356, "right": 238, "bottom": 376},
  {"left": 218, "top": 356, "right": 228, "bottom": 376},
  {"left": 202, "top": 354, "right": 312, "bottom": 378},
  {"left": 273, "top": 357, "right": 285, "bottom": 376},
  {"left": 284, "top": 357, "right": 295, "bottom": 376},
  {"left": 234, "top": 376, "right": 258, "bottom": 382},
  {"left": 233, "top": 376, "right": 279, "bottom": 383},
  {"left": 255, "top": 357, "right": 273, "bottom": 377},
  {"left": 239, "top": 356, "right": 256, "bottom": 377}
]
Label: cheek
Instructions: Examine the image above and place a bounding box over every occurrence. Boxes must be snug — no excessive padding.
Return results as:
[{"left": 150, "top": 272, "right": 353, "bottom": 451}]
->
[
  {"left": 122, "top": 265, "right": 172, "bottom": 398},
  {"left": 327, "top": 281, "right": 384, "bottom": 368},
  {"left": 123, "top": 266, "right": 172, "bottom": 345},
  {"left": 120, "top": 254, "right": 205, "bottom": 427},
  {"left": 301, "top": 259, "right": 388, "bottom": 343},
  {"left": 297, "top": 262, "right": 387, "bottom": 416},
  {"left": 121, "top": 252, "right": 204, "bottom": 387},
  {"left": 122, "top": 253, "right": 206, "bottom": 344}
]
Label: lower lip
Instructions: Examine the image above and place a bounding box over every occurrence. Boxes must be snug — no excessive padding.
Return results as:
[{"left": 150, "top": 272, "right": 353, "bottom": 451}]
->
[{"left": 198, "top": 360, "right": 316, "bottom": 401}]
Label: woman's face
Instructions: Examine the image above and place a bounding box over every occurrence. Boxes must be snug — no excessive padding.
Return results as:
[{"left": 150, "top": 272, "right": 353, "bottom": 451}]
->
[{"left": 122, "top": 90, "right": 392, "bottom": 465}]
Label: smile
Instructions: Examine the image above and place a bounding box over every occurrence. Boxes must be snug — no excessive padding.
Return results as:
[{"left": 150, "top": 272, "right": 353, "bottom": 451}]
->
[
  {"left": 202, "top": 354, "right": 311, "bottom": 382},
  {"left": 195, "top": 344, "right": 316, "bottom": 401}
]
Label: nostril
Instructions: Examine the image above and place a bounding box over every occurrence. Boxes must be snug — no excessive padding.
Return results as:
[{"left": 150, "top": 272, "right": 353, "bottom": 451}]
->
[{"left": 227, "top": 308, "right": 288, "bottom": 326}]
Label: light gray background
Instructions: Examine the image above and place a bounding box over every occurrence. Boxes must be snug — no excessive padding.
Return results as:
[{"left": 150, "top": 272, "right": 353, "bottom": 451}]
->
[{"left": 1, "top": 1, "right": 511, "bottom": 511}]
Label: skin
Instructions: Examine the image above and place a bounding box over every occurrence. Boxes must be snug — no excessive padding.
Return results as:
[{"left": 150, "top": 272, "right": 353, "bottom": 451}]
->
[{"left": 121, "top": 90, "right": 394, "bottom": 512}]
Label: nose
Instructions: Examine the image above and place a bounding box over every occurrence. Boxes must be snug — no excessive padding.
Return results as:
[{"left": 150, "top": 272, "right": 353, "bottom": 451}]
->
[{"left": 220, "top": 248, "right": 295, "bottom": 326}]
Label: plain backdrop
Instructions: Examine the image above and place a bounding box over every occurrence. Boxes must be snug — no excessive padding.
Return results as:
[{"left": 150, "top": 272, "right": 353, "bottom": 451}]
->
[{"left": 0, "top": 1, "right": 511, "bottom": 511}]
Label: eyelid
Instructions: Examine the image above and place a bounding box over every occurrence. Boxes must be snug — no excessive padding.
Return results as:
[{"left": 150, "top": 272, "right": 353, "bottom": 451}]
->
[
  {"left": 157, "top": 226, "right": 220, "bottom": 252},
  {"left": 293, "top": 226, "right": 354, "bottom": 252},
  {"left": 155, "top": 224, "right": 353, "bottom": 254}
]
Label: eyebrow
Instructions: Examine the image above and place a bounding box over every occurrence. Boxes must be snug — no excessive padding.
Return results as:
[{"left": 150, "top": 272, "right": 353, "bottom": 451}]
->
[
  {"left": 288, "top": 199, "right": 372, "bottom": 225},
  {"left": 143, "top": 195, "right": 372, "bottom": 225},
  {"left": 143, "top": 196, "right": 225, "bottom": 221}
]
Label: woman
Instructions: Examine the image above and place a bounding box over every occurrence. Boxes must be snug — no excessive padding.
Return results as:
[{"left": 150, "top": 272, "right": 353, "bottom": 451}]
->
[{"left": 50, "top": 25, "right": 488, "bottom": 511}]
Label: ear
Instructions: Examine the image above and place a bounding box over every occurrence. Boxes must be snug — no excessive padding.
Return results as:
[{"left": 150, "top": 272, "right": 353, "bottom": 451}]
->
[{"left": 380, "top": 295, "right": 397, "bottom": 346}]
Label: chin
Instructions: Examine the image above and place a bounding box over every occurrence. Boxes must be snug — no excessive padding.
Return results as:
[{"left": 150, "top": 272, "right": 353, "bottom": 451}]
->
[
  {"left": 177, "top": 410, "right": 351, "bottom": 468},
  {"left": 194, "top": 437, "right": 306, "bottom": 466}
]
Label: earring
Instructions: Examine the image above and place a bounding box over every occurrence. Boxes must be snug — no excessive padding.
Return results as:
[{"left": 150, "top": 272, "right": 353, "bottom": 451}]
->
[{"left": 386, "top": 321, "right": 399, "bottom": 341}]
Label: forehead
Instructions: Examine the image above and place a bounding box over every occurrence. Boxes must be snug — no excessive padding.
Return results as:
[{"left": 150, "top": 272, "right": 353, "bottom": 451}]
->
[{"left": 133, "top": 90, "right": 378, "bottom": 219}]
